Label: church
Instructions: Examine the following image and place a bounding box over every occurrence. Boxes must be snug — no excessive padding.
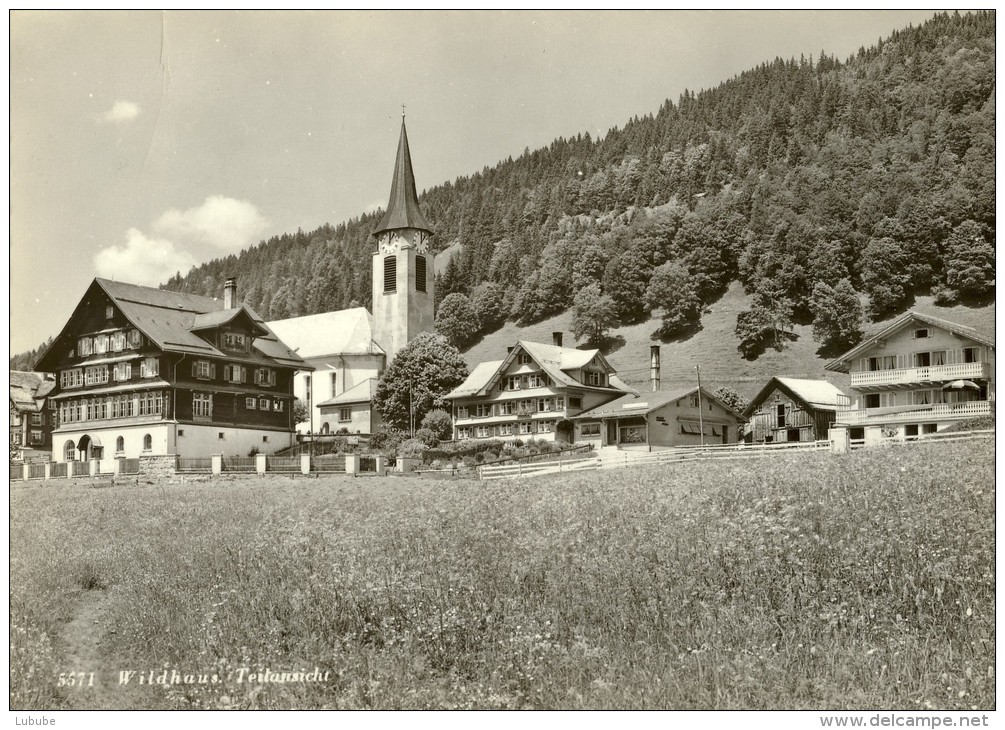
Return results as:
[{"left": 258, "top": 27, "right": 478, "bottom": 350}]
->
[{"left": 268, "top": 117, "right": 437, "bottom": 436}]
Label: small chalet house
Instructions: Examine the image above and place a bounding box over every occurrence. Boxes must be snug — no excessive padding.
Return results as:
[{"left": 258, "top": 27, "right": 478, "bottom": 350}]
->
[
  {"left": 267, "top": 308, "right": 385, "bottom": 435},
  {"left": 35, "top": 278, "right": 309, "bottom": 462},
  {"left": 742, "top": 377, "right": 849, "bottom": 444},
  {"left": 825, "top": 311, "right": 995, "bottom": 442},
  {"left": 445, "top": 334, "right": 635, "bottom": 442},
  {"left": 574, "top": 386, "right": 745, "bottom": 449},
  {"left": 9, "top": 371, "right": 56, "bottom": 460}
]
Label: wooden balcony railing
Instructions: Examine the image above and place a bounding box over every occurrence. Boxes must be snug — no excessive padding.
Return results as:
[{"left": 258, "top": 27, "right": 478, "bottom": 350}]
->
[{"left": 850, "top": 361, "right": 990, "bottom": 388}]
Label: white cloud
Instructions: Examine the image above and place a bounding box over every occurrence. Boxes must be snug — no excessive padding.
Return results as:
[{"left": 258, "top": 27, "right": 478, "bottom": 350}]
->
[
  {"left": 94, "top": 228, "right": 198, "bottom": 286},
  {"left": 154, "top": 196, "right": 268, "bottom": 252},
  {"left": 100, "top": 100, "right": 141, "bottom": 123}
]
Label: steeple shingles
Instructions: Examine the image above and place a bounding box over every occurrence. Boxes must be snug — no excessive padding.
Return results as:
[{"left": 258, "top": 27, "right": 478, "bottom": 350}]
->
[{"left": 372, "top": 119, "right": 433, "bottom": 237}]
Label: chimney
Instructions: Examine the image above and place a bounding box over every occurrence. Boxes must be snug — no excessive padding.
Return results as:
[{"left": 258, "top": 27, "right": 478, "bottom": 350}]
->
[
  {"left": 552, "top": 332, "right": 563, "bottom": 347},
  {"left": 507, "top": 346, "right": 514, "bottom": 355},
  {"left": 224, "top": 278, "right": 236, "bottom": 309},
  {"left": 650, "top": 345, "right": 661, "bottom": 392}
]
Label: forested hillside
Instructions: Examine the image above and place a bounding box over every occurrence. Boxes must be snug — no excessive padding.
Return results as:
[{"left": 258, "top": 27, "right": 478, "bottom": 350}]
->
[{"left": 15, "top": 12, "right": 992, "bottom": 370}]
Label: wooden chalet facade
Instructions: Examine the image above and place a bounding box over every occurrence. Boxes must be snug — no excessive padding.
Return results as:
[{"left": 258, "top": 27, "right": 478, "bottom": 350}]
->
[
  {"left": 825, "top": 311, "right": 994, "bottom": 442},
  {"left": 445, "top": 334, "right": 635, "bottom": 442},
  {"left": 742, "top": 377, "right": 849, "bottom": 444},
  {"left": 35, "top": 278, "right": 309, "bottom": 462},
  {"left": 9, "top": 371, "right": 56, "bottom": 461},
  {"left": 573, "top": 386, "right": 745, "bottom": 449}
]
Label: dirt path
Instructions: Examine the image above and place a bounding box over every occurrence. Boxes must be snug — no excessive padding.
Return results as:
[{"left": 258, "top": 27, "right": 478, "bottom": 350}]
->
[{"left": 58, "top": 588, "right": 149, "bottom": 710}]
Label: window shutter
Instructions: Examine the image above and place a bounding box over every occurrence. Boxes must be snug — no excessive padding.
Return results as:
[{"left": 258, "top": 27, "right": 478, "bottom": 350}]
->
[
  {"left": 191, "top": 362, "right": 198, "bottom": 376},
  {"left": 210, "top": 363, "right": 217, "bottom": 379},
  {"left": 224, "top": 365, "right": 231, "bottom": 381},
  {"left": 897, "top": 354, "right": 907, "bottom": 369},
  {"left": 241, "top": 366, "right": 247, "bottom": 383}
]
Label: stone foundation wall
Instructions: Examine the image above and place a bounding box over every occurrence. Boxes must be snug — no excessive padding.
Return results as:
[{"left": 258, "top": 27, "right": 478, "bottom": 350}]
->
[{"left": 139, "top": 454, "right": 178, "bottom": 479}]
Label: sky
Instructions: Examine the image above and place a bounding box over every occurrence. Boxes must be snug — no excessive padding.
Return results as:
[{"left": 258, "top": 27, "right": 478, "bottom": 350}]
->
[{"left": 8, "top": 9, "right": 948, "bottom": 356}]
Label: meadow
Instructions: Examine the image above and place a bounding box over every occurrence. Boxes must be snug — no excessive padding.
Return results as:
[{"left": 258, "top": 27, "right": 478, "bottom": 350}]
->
[{"left": 10, "top": 438, "right": 994, "bottom": 710}]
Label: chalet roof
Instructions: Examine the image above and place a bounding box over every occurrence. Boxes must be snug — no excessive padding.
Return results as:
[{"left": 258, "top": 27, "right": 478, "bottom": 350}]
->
[
  {"left": 824, "top": 310, "right": 996, "bottom": 373},
  {"left": 35, "top": 279, "right": 307, "bottom": 371},
  {"left": 10, "top": 371, "right": 54, "bottom": 412},
  {"left": 372, "top": 119, "right": 433, "bottom": 237},
  {"left": 576, "top": 386, "right": 744, "bottom": 421},
  {"left": 317, "top": 378, "right": 379, "bottom": 407},
  {"left": 742, "top": 377, "right": 847, "bottom": 418},
  {"left": 267, "top": 308, "right": 384, "bottom": 360},
  {"left": 444, "top": 360, "right": 503, "bottom": 400},
  {"left": 190, "top": 306, "right": 268, "bottom": 336}
]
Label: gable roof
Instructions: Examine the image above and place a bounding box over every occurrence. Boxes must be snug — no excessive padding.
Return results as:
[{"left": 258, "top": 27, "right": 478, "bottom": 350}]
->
[
  {"left": 267, "top": 308, "right": 384, "bottom": 360},
  {"left": 316, "top": 378, "right": 379, "bottom": 407},
  {"left": 742, "top": 377, "right": 847, "bottom": 418},
  {"left": 190, "top": 306, "right": 268, "bottom": 336},
  {"left": 825, "top": 310, "right": 996, "bottom": 373},
  {"left": 575, "top": 386, "right": 745, "bottom": 421},
  {"left": 372, "top": 119, "right": 433, "bottom": 237},
  {"left": 444, "top": 360, "right": 504, "bottom": 400},
  {"left": 10, "top": 371, "right": 55, "bottom": 412},
  {"left": 35, "top": 279, "right": 307, "bottom": 371}
]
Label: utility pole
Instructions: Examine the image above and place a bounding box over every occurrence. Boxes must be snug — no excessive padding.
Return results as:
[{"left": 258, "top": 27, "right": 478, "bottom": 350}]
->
[
  {"left": 696, "top": 365, "right": 705, "bottom": 448},
  {"left": 409, "top": 380, "right": 415, "bottom": 438}
]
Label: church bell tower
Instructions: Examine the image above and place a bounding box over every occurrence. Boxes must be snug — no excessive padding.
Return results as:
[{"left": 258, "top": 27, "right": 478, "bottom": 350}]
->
[{"left": 371, "top": 115, "right": 435, "bottom": 363}]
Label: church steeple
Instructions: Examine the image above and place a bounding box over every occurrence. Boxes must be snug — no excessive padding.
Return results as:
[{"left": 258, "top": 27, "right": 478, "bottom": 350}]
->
[{"left": 373, "top": 118, "right": 433, "bottom": 237}]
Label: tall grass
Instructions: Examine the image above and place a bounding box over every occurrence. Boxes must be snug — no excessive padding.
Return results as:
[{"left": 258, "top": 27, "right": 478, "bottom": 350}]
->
[{"left": 10, "top": 439, "right": 994, "bottom": 709}]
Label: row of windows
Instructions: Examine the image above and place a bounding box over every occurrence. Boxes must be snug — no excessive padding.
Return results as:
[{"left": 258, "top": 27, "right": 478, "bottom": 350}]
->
[
  {"left": 221, "top": 332, "right": 248, "bottom": 351},
  {"left": 244, "top": 396, "right": 286, "bottom": 413},
  {"left": 864, "top": 347, "right": 982, "bottom": 371},
  {"left": 76, "top": 328, "right": 144, "bottom": 357},
  {"left": 383, "top": 255, "right": 428, "bottom": 294},
  {"left": 59, "top": 393, "right": 165, "bottom": 424},
  {"left": 502, "top": 373, "right": 551, "bottom": 391},
  {"left": 863, "top": 389, "right": 983, "bottom": 409},
  {"left": 457, "top": 420, "right": 557, "bottom": 439},
  {"left": 192, "top": 361, "right": 275, "bottom": 386},
  {"left": 9, "top": 413, "right": 44, "bottom": 426},
  {"left": 10, "top": 430, "right": 45, "bottom": 445},
  {"left": 61, "top": 359, "right": 159, "bottom": 388},
  {"left": 458, "top": 397, "right": 571, "bottom": 419}
]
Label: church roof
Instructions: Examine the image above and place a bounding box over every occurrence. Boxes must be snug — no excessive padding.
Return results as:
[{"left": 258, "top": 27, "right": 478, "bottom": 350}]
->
[
  {"left": 372, "top": 119, "right": 433, "bottom": 237},
  {"left": 266, "top": 308, "right": 384, "bottom": 360},
  {"left": 316, "top": 378, "right": 379, "bottom": 407}
]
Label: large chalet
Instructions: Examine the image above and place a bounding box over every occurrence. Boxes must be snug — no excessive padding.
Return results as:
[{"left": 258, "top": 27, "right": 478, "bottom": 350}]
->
[{"left": 35, "top": 278, "right": 309, "bottom": 462}]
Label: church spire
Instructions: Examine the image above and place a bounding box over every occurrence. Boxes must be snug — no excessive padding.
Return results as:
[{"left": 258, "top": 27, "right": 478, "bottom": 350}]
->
[{"left": 372, "top": 118, "right": 433, "bottom": 237}]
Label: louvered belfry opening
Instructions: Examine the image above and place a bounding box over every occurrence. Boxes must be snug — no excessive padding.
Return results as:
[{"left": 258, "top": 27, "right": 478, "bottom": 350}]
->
[
  {"left": 384, "top": 256, "right": 397, "bottom": 293},
  {"left": 415, "top": 255, "right": 426, "bottom": 293}
]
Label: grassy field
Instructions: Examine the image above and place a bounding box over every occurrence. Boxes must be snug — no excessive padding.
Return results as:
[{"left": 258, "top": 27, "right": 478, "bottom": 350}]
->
[
  {"left": 10, "top": 438, "right": 994, "bottom": 710},
  {"left": 462, "top": 281, "right": 996, "bottom": 399}
]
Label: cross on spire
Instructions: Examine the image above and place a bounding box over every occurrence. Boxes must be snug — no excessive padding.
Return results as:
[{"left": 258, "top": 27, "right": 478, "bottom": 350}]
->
[{"left": 401, "top": 103, "right": 406, "bottom": 119}]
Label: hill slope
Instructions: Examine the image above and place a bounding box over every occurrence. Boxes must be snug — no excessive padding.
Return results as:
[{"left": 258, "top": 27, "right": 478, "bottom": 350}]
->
[{"left": 462, "top": 282, "right": 995, "bottom": 399}]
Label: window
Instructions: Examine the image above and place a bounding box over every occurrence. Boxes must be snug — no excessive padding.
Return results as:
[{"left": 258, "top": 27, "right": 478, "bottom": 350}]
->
[
  {"left": 193, "top": 361, "right": 215, "bottom": 380},
  {"left": 499, "top": 424, "right": 513, "bottom": 436},
  {"left": 78, "top": 337, "right": 93, "bottom": 356},
  {"left": 586, "top": 372, "right": 604, "bottom": 386},
  {"left": 11, "top": 432, "right": 21, "bottom": 445},
  {"left": 864, "top": 393, "right": 881, "bottom": 408},
  {"left": 259, "top": 398, "right": 271, "bottom": 411},
  {"left": 142, "top": 434, "right": 152, "bottom": 451},
  {"left": 245, "top": 397, "right": 257, "bottom": 409},
  {"left": 538, "top": 420, "right": 554, "bottom": 433},
  {"left": 457, "top": 427, "right": 471, "bottom": 440},
  {"left": 475, "top": 425, "right": 491, "bottom": 438},
  {"left": 913, "top": 328, "right": 930, "bottom": 339},
  {"left": 138, "top": 392, "right": 163, "bottom": 416},
  {"left": 30, "top": 430, "right": 43, "bottom": 444},
  {"left": 65, "top": 443, "right": 76, "bottom": 461},
  {"left": 222, "top": 332, "right": 247, "bottom": 350},
  {"left": 110, "top": 331, "right": 125, "bottom": 351},
  {"left": 931, "top": 351, "right": 947, "bottom": 366},
  {"left": 255, "top": 368, "right": 275, "bottom": 387},
  {"left": 193, "top": 393, "right": 213, "bottom": 418},
  {"left": 105, "top": 305, "right": 114, "bottom": 319},
  {"left": 224, "top": 365, "right": 246, "bottom": 384},
  {"left": 127, "top": 329, "right": 143, "bottom": 348},
  {"left": 518, "top": 421, "right": 533, "bottom": 435},
  {"left": 263, "top": 436, "right": 269, "bottom": 443},
  {"left": 456, "top": 406, "right": 469, "bottom": 419},
  {"left": 94, "top": 335, "right": 108, "bottom": 354},
  {"left": 330, "top": 372, "right": 338, "bottom": 394},
  {"left": 110, "top": 394, "right": 134, "bottom": 419},
  {"left": 31, "top": 413, "right": 42, "bottom": 425},
  {"left": 140, "top": 358, "right": 159, "bottom": 378},
  {"left": 500, "top": 401, "right": 515, "bottom": 415},
  {"left": 474, "top": 403, "right": 492, "bottom": 418},
  {"left": 518, "top": 353, "right": 533, "bottom": 365},
  {"left": 178, "top": 429, "right": 185, "bottom": 437},
  {"left": 529, "top": 374, "right": 547, "bottom": 388},
  {"left": 568, "top": 396, "right": 583, "bottom": 410},
  {"left": 963, "top": 347, "right": 978, "bottom": 363},
  {"left": 115, "top": 436, "right": 125, "bottom": 454},
  {"left": 415, "top": 255, "right": 427, "bottom": 293},
  {"left": 384, "top": 256, "right": 397, "bottom": 293},
  {"left": 85, "top": 366, "right": 109, "bottom": 386},
  {"left": 273, "top": 400, "right": 285, "bottom": 413},
  {"left": 538, "top": 398, "right": 550, "bottom": 412},
  {"left": 915, "top": 352, "right": 931, "bottom": 367},
  {"left": 776, "top": 404, "right": 786, "bottom": 428},
  {"left": 338, "top": 407, "right": 352, "bottom": 423},
  {"left": 580, "top": 423, "right": 601, "bottom": 437},
  {"left": 218, "top": 432, "right": 226, "bottom": 440},
  {"left": 506, "top": 376, "right": 522, "bottom": 391},
  {"left": 113, "top": 362, "right": 132, "bottom": 382}
]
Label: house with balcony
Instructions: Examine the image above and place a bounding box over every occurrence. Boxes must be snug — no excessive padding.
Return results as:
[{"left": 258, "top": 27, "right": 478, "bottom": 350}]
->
[
  {"left": 824, "top": 311, "right": 994, "bottom": 442},
  {"left": 444, "top": 333, "right": 636, "bottom": 442},
  {"left": 742, "top": 377, "right": 849, "bottom": 444},
  {"left": 34, "top": 278, "right": 309, "bottom": 462},
  {"left": 9, "top": 371, "right": 56, "bottom": 461}
]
